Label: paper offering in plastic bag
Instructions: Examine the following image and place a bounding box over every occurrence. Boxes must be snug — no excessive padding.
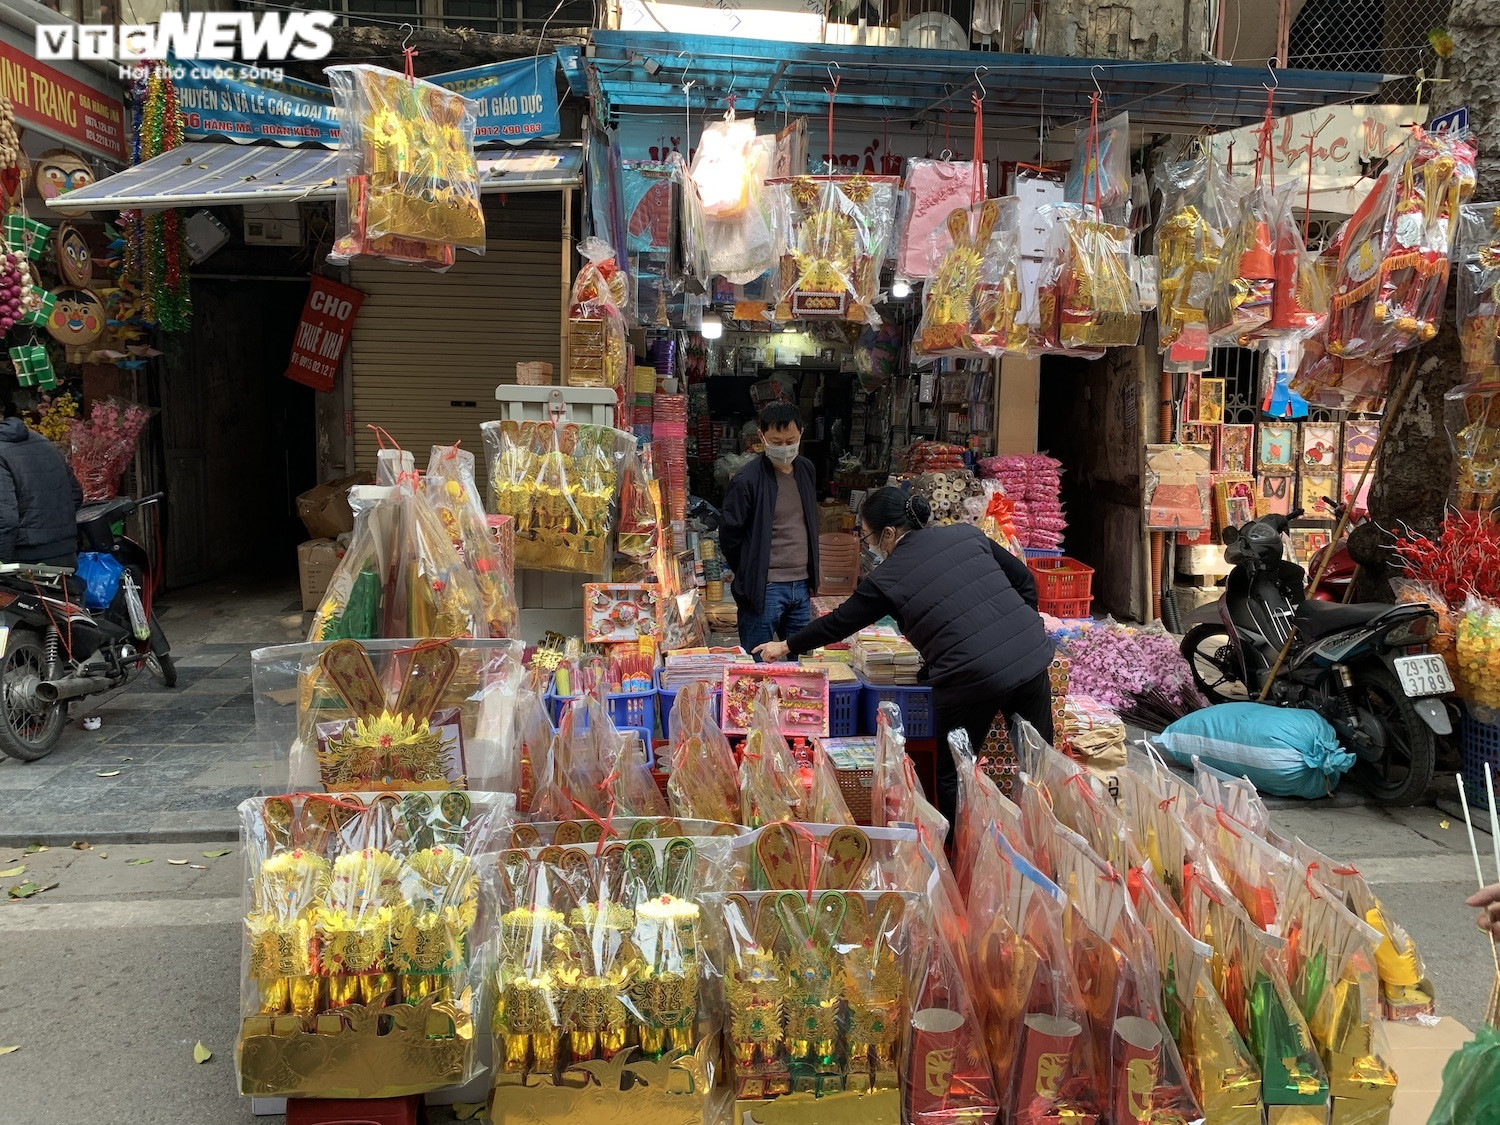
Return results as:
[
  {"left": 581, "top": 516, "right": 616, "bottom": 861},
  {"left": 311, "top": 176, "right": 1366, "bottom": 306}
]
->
[
  {"left": 327, "top": 64, "right": 484, "bottom": 269},
  {"left": 770, "top": 173, "right": 901, "bottom": 324},
  {"left": 1153, "top": 154, "right": 1239, "bottom": 356},
  {"left": 1066, "top": 110, "right": 1131, "bottom": 226},
  {"left": 567, "top": 237, "right": 630, "bottom": 393},
  {"left": 915, "top": 198, "right": 1014, "bottom": 357},
  {"left": 896, "top": 157, "right": 988, "bottom": 280},
  {"left": 236, "top": 789, "right": 513, "bottom": 1098},
  {"left": 425, "top": 443, "right": 517, "bottom": 638},
  {"left": 482, "top": 418, "right": 635, "bottom": 575},
  {"left": 690, "top": 112, "right": 777, "bottom": 283}
]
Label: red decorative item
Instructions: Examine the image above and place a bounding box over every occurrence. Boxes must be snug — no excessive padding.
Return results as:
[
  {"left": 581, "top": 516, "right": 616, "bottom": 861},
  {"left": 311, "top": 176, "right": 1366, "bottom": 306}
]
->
[{"left": 67, "top": 397, "right": 152, "bottom": 502}]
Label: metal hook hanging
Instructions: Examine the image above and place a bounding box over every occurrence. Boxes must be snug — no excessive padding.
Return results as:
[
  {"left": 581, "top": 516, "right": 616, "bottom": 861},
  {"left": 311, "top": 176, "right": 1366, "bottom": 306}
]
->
[
  {"left": 400, "top": 23, "right": 414, "bottom": 50},
  {"left": 1264, "top": 59, "right": 1279, "bottom": 91},
  {"left": 825, "top": 61, "right": 841, "bottom": 93},
  {"left": 677, "top": 50, "right": 694, "bottom": 87},
  {"left": 1090, "top": 64, "right": 1105, "bottom": 99},
  {"left": 972, "top": 65, "right": 989, "bottom": 102}
]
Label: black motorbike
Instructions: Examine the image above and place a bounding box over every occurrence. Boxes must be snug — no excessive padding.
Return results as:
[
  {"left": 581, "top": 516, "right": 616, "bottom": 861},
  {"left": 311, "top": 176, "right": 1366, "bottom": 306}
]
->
[
  {"left": 0, "top": 492, "right": 175, "bottom": 761},
  {"left": 1181, "top": 508, "right": 1452, "bottom": 805}
]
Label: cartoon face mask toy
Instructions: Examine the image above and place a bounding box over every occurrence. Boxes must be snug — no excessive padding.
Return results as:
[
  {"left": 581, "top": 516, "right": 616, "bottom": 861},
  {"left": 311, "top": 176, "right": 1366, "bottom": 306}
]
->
[
  {"left": 35, "top": 150, "right": 95, "bottom": 213},
  {"left": 55, "top": 222, "right": 94, "bottom": 287},
  {"left": 46, "top": 287, "right": 106, "bottom": 348}
]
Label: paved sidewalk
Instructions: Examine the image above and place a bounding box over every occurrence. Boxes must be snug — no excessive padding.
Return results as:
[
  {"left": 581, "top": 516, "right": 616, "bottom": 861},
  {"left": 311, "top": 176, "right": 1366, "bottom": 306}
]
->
[{"left": 0, "top": 577, "right": 304, "bottom": 846}]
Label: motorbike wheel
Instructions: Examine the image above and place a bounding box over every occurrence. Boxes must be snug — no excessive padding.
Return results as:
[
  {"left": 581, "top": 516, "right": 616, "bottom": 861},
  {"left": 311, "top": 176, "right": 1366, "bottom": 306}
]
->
[
  {"left": 145, "top": 652, "right": 177, "bottom": 688},
  {"left": 0, "top": 628, "right": 66, "bottom": 761},
  {"left": 1181, "top": 624, "right": 1251, "bottom": 705},
  {"left": 1351, "top": 665, "right": 1437, "bottom": 806}
]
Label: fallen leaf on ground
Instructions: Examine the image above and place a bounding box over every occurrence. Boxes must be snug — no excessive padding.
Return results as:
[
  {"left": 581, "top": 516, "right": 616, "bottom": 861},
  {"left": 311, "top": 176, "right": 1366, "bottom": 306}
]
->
[
  {"left": 192, "top": 1042, "right": 212, "bottom": 1064},
  {"left": 202, "top": 850, "right": 232, "bottom": 858},
  {"left": 8, "top": 882, "right": 37, "bottom": 898},
  {"left": 120, "top": 757, "right": 133, "bottom": 762},
  {"left": 0, "top": 1046, "right": 19, "bottom": 1056},
  {"left": 22, "top": 844, "right": 46, "bottom": 855},
  {"left": 36, "top": 882, "right": 58, "bottom": 893},
  {"left": 1440, "top": 819, "right": 1451, "bottom": 829},
  {"left": 95, "top": 770, "right": 121, "bottom": 778},
  {"left": 452, "top": 1103, "right": 485, "bottom": 1121},
  {"left": 0, "top": 866, "right": 23, "bottom": 878},
  {"left": 124, "top": 858, "right": 152, "bottom": 866},
  {"left": 167, "top": 859, "right": 189, "bottom": 865}
]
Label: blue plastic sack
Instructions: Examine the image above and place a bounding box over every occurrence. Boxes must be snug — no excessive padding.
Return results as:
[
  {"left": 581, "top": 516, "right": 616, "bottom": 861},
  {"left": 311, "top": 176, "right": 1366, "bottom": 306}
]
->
[
  {"left": 1155, "top": 703, "right": 1355, "bottom": 800},
  {"left": 76, "top": 552, "right": 123, "bottom": 610}
]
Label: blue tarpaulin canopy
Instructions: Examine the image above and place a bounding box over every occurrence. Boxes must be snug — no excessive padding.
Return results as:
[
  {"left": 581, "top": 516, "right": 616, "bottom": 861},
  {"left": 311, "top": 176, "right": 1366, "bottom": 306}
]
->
[{"left": 589, "top": 30, "right": 1388, "bottom": 134}]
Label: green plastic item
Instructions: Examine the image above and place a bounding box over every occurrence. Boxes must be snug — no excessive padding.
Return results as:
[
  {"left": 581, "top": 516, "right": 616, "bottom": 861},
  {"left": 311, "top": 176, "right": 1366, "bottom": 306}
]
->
[{"left": 1428, "top": 1023, "right": 1500, "bottom": 1125}]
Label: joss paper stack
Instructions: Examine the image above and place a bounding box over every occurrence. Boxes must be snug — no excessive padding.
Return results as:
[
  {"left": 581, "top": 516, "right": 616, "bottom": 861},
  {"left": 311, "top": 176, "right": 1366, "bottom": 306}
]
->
[{"left": 652, "top": 393, "right": 689, "bottom": 522}]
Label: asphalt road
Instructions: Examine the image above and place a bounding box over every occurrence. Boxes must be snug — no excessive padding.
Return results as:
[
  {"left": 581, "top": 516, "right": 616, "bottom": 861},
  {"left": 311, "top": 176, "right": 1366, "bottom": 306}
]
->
[{"left": 0, "top": 799, "right": 1494, "bottom": 1125}]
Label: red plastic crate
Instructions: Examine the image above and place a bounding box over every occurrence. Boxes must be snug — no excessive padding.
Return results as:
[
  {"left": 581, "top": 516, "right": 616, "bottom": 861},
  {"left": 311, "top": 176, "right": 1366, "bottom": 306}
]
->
[
  {"left": 1028, "top": 555, "right": 1094, "bottom": 618},
  {"left": 287, "top": 1097, "right": 419, "bottom": 1125}
]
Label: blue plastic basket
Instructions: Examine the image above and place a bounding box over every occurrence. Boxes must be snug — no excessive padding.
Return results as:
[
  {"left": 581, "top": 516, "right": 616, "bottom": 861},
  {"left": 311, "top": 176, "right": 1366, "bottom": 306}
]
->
[
  {"left": 856, "top": 674, "right": 934, "bottom": 738},
  {"left": 1461, "top": 709, "right": 1500, "bottom": 810},
  {"left": 1023, "top": 547, "right": 1065, "bottom": 560},
  {"left": 549, "top": 681, "right": 656, "bottom": 757},
  {"left": 655, "top": 672, "right": 722, "bottom": 739},
  {"left": 829, "top": 678, "right": 860, "bottom": 737}
]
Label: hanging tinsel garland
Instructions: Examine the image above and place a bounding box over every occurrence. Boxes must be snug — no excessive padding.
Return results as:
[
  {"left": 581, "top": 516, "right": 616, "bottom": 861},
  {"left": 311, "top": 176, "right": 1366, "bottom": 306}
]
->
[{"left": 122, "top": 64, "right": 190, "bottom": 332}]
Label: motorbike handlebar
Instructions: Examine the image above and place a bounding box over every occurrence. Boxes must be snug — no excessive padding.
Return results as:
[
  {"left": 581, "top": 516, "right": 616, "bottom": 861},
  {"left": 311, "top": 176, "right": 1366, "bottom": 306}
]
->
[{"left": 136, "top": 492, "right": 166, "bottom": 506}]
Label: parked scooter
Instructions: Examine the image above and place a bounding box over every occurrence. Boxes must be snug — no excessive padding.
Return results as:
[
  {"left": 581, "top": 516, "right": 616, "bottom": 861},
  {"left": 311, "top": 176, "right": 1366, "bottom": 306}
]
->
[
  {"left": 0, "top": 493, "right": 174, "bottom": 761},
  {"left": 1181, "top": 508, "right": 1453, "bottom": 805}
]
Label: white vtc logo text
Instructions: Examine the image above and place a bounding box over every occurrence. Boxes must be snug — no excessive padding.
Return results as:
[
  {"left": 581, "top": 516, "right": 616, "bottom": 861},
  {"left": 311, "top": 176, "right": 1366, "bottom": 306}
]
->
[{"left": 35, "top": 12, "right": 337, "bottom": 62}]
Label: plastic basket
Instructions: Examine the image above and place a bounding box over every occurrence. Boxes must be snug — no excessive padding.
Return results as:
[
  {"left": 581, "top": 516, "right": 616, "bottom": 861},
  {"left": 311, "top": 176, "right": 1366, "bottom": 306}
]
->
[
  {"left": 549, "top": 684, "right": 656, "bottom": 761},
  {"left": 856, "top": 674, "right": 935, "bottom": 739},
  {"left": 1023, "top": 547, "right": 1064, "bottom": 560},
  {"left": 1028, "top": 555, "right": 1094, "bottom": 619},
  {"left": 1460, "top": 709, "right": 1500, "bottom": 810},
  {"left": 829, "top": 679, "right": 860, "bottom": 738},
  {"left": 836, "top": 767, "right": 874, "bottom": 825}
]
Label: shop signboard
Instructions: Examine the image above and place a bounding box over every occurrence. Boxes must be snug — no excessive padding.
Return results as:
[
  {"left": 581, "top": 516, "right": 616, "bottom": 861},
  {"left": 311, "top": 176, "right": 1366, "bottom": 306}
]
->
[
  {"left": 0, "top": 38, "right": 125, "bottom": 162},
  {"left": 1430, "top": 105, "right": 1469, "bottom": 134},
  {"left": 285, "top": 276, "right": 364, "bottom": 393},
  {"left": 174, "top": 55, "right": 562, "bottom": 147}
]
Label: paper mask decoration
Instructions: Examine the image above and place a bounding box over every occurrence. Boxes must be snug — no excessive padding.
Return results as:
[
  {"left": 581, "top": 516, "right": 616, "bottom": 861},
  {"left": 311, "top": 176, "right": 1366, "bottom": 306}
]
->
[
  {"left": 54, "top": 221, "right": 94, "bottom": 287},
  {"left": 34, "top": 148, "right": 94, "bottom": 202},
  {"left": 45, "top": 287, "right": 105, "bottom": 348}
]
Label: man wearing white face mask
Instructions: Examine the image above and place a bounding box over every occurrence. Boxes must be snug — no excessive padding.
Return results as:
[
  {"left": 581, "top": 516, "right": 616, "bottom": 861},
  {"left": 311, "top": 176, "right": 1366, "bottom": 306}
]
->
[{"left": 721, "top": 402, "right": 821, "bottom": 657}]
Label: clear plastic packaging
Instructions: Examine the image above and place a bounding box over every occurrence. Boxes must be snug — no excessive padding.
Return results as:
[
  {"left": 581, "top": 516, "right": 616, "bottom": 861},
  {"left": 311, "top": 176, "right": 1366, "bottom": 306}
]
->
[
  {"left": 425, "top": 444, "right": 517, "bottom": 637},
  {"left": 566, "top": 236, "right": 630, "bottom": 393},
  {"left": 1456, "top": 201, "right": 1500, "bottom": 378},
  {"left": 1031, "top": 202, "right": 1140, "bottom": 353},
  {"left": 1193, "top": 756, "right": 1272, "bottom": 835},
  {"left": 236, "top": 789, "right": 514, "bottom": 1098},
  {"left": 737, "top": 682, "right": 804, "bottom": 827},
  {"left": 1445, "top": 382, "right": 1500, "bottom": 516},
  {"left": 769, "top": 174, "right": 902, "bottom": 325},
  {"left": 253, "top": 637, "right": 524, "bottom": 794},
  {"left": 690, "top": 112, "right": 777, "bottom": 284},
  {"left": 327, "top": 64, "right": 483, "bottom": 269},
  {"left": 667, "top": 680, "right": 741, "bottom": 823},
  {"left": 488, "top": 834, "right": 735, "bottom": 1118},
  {"left": 1065, "top": 111, "right": 1132, "bottom": 227},
  {"left": 1144, "top": 443, "right": 1213, "bottom": 531},
  {"left": 731, "top": 822, "right": 923, "bottom": 893},
  {"left": 806, "top": 738, "right": 856, "bottom": 825},
  {"left": 1154, "top": 155, "right": 1239, "bottom": 355},
  {"left": 949, "top": 727, "right": 1026, "bottom": 898},
  {"left": 970, "top": 203, "right": 1028, "bottom": 356},
  {"left": 309, "top": 485, "right": 398, "bottom": 643},
  {"left": 914, "top": 198, "right": 1015, "bottom": 357},
  {"left": 871, "top": 701, "right": 948, "bottom": 845},
  {"left": 1188, "top": 803, "right": 1293, "bottom": 930},
  {"left": 482, "top": 418, "right": 636, "bottom": 575},
  {"left": 896, "top": 157, "right": 988, "bottom": 281},
  {"left": 1206, "top": 182, "right": 1278, "bottom": 346},
  {"left": 1324, "top": 158, "right": 1402, "bottom": 358}
]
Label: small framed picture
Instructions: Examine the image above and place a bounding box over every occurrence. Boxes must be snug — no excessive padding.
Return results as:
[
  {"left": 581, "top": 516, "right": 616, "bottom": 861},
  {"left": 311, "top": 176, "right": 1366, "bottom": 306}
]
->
[
  {"left": 1259, "top": 422, "right": 1297, "bottom": 472},
  {"left": 1184, "top": 372, "right": 1202, "bottom": 422},
  {"left": 1300, "top": 423, "right": 1340, "bottom": 471},
  {"left": 1199, "top": 377, "right": 1226, "bottom": 424},
  {"left": 1343, "top": 420, "right": 1379, "bottom": 467},
  {"left": 1299, "top": 470, "right": 1340, "bottom": 518},
  {"left": 1256, "top": 472, "right": 1293, "bottom": 516},
  {"left": 1215, "top": 475, "right": 1257, "bottom": 529},
  {"left": 1219, "top": 424, "right": 1255, "bottom": 473},
  {"left": 1290, "top": 527, "right": 1333, "bottom": 568}
]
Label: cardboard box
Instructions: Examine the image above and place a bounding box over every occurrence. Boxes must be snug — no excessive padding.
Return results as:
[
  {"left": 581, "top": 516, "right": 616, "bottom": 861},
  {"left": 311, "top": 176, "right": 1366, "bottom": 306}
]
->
[
  {"left": 297, "top": 539, "right": 341, "bottom": 612},
  {"left": 295, "top": 472, "right": 371, "bottom": 540},
  {"left": 1384, "top": 1016, "right": 1472, "bottom": 1125}
]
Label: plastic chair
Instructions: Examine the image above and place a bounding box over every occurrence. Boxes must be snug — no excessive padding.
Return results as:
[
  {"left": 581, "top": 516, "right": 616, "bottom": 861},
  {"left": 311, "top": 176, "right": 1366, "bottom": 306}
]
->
[{"left": 817, "top": 532, "right": 860, "bottom": 599}]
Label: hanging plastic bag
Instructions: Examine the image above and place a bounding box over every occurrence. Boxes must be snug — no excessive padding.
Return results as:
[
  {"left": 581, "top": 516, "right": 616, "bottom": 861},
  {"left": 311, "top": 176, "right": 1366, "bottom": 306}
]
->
[
  {"left": 738, "top": 681, "right": 803, "bottom": 827},
  {"left": 896, "top": 156, "right": 989, "bottom": 281},
  {"left": 566, "top": 236, "right": 630, "bottom": 394},
  {"left": 1032, "top": 202, "right": 1140, "bottom": 353},
  {"left": 1065, "top": 110, "right": 1131, "bottom": 227},
  {"left": 916, "top": 198, "right": 1013, "bottom": 357},
  {"left": 690, "top": 112, "right": 776, "bottom": 283},
  {"left": 769, "top": 173, "right": 901, "bottom": 325},
  {"left": 1263, "top": 184, "right": 1329, "bottom": 341},
  {"left": 667, "top": 680, "right": 740, "bottom": 823},
  {"left": 327, "top": 64, "right": 483, "bottom": 270},
  {"left": 482, "top": 418, "right": 635, "bottom": 575},
  {"left": 614, "top": 442, "right": 663, "bottom": 582},
  {"left": 425, "top": 443, "right": 517, "bottom": 638},
  {"left": 1206, "top": 182, "right": 1279, "bottom": 346},
  {"left": 1457, "top": 200, "right": 1500, "bottom": 378},
  {"left": 970, "top": 204, "right": 1027, "bottom": 356}
]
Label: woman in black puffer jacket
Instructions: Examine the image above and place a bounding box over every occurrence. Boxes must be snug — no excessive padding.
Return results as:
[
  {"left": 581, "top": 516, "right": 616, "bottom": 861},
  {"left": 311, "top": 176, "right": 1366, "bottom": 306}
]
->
[{"left": 754, "top": 486, "right": 1054, "bottom": 828}]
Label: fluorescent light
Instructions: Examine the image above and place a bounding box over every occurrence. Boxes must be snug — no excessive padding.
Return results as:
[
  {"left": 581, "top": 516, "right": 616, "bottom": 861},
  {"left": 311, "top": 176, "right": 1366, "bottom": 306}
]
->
[
  {"left": 700, "top": 311, "right": 723, "bottom": 339},
  {"left": 891, "top": 278, "right": 911, "bottom": 299}
]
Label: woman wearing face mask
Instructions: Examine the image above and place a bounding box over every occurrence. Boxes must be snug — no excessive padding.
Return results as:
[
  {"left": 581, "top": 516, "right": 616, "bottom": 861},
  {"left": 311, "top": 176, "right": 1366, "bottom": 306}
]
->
[{"left": 755, "top": 485, "right": 1054, "bottom": 826}]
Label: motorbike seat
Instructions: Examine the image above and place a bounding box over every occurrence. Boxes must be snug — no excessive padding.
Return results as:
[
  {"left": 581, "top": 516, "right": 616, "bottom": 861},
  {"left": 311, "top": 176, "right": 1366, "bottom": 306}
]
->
[
  {"left": 1293, "top": 599, "right": 1390, "bottom": 639},
  {"left": 77, "top": 498, "right": 135, "bottom": 527}
]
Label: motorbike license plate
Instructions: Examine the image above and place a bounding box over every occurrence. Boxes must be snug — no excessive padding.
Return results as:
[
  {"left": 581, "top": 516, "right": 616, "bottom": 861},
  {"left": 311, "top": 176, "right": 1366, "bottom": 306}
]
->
[{"left": 1394, "top": 654, "right": 1454, "bottom": 697}]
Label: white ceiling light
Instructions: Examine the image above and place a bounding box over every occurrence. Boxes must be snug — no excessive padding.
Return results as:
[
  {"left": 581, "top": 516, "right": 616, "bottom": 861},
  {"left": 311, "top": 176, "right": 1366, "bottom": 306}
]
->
[
  {"left": 700, "top": 311, "right": 724, "bottom": 339},
  {"left": 891, "top": 278, "right": 911, "bottom": 299}
]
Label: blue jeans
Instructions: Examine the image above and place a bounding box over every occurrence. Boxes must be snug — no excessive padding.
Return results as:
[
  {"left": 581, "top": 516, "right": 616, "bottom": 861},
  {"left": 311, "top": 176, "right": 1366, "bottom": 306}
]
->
[{"left": 738, "top": 580, "right": 811, "bottom": 657}]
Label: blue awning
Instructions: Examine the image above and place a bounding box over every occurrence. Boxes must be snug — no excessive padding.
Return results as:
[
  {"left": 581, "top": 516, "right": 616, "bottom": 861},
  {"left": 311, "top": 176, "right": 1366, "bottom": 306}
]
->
[
  {"left": 590, "top": 31, "right": 1388, "bottom": 133},
  {"left": 45, "top": 140, "right": 583, "bottom": 213}
]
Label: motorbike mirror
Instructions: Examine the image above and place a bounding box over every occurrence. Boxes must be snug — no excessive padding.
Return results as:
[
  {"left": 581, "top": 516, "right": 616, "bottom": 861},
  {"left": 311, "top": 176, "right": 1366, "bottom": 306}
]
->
[{"left": 1222, "top": 525, "right": 1240, "bottom": 546}]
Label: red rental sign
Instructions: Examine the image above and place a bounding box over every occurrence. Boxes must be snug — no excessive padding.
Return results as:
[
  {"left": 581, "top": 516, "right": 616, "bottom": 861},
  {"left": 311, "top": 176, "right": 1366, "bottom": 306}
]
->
[{"left": 285, "top": 276, "right": 364, "bottom": 393}]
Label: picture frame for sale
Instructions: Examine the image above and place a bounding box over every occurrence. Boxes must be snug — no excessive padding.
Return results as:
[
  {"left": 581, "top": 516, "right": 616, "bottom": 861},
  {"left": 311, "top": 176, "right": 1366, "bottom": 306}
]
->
[
  {"left": 1198, "top": 377, "right": 1226, "bottom": 424},
  {"left": 1258, "top": 422, "right": 1297, "bottom": 472},
  {"left": 1256, "top": 472, "right": 1293, "bottom": 517},
  {"left": 1182, "top": 423, "right": 1221, "bottom": 468},
  {"left": 1289, "top": 527, "right": 1333, "bottom": 568},
  {"left": 1184, "top": 372, "right": 1201, "bottom": 422},
  {"left": 1143, "top": 444, "right": 1212, "bottom": 531},
  {"left": 1219, "top": 424, "right": 1255, "bottom": 473},
  {"left": 1298, "top": 470, "right": 1340, "bottom": 518},
  {"left": 1343, "top": 420, "right": 1379, "bottom": 466},
  {"left": 582, "top": 583, "right": 661, "bottom": 644},
  {"left": 1300, "top": 423, "right": 1340, "bottom": 471},
  {"left": 1214, "top": 475, "right": 1257, "bottom": 529}
]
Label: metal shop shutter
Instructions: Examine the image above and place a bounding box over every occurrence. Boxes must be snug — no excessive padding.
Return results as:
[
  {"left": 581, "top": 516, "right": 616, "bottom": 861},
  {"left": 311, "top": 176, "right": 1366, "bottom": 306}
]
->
[{"left": 349, "top": 236, "right": 562, "bottom": 471}]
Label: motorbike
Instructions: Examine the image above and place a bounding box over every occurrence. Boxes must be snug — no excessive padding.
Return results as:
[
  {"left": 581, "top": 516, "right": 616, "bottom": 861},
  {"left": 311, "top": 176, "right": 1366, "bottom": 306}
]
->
[
  {"left": 1180, "top": 507, "right": 1453, "bottom": 806},
  {"left": 0, "top": 492, "right": 175, "bottom": 762}
]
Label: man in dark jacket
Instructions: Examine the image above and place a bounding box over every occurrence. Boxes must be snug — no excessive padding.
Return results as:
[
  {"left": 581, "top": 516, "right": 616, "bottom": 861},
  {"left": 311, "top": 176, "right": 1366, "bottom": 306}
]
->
[
  {"left": 719, "top": 403, "right": 821, "bottom": 656},
  {"left": 0, "top": 411, "right": 83, "bottom": 567}
]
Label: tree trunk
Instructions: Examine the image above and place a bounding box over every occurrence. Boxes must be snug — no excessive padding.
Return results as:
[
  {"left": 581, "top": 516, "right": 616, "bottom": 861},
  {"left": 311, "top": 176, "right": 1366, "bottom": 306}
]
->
[{"left": 1350, "top": 0, "right": 1500, "bottom": 599}]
